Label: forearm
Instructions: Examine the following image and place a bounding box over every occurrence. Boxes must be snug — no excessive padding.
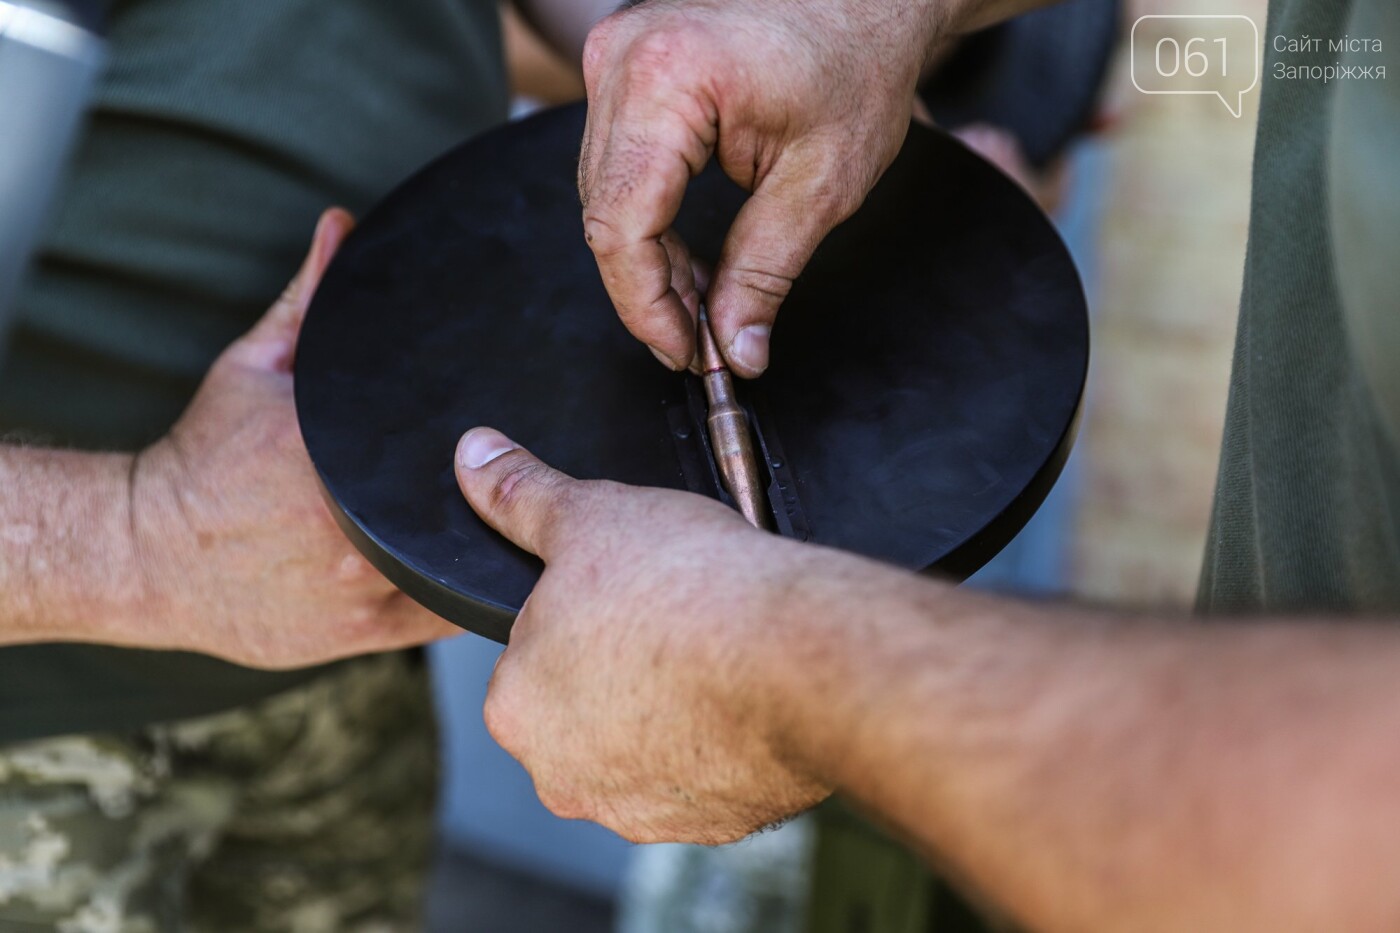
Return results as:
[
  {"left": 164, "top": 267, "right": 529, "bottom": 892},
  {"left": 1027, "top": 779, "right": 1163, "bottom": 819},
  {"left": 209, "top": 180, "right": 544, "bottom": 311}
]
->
[
  {"left": 767, "top": 555, "right": 1400, "bottom": 932},
  {"left": 0, "top": 444, "right": 148, "bottom": 645}
]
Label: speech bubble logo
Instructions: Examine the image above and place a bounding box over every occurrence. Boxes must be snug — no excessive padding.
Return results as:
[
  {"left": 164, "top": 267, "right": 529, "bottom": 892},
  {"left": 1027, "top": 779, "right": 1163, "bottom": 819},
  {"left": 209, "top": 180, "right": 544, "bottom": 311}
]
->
[{"left": 1131, "top": 15, "right": 1260, "bottom": 118}]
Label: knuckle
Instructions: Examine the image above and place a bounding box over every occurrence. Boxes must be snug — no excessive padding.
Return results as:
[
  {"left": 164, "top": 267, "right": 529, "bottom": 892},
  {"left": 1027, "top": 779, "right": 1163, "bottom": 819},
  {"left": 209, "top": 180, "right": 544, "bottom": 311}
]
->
[
  {"left": 277, "top": 280, "right": 302, "bottom": 309},
  {"left": 616, "top": 282, "right": 674, "bottom": 328},
  {"left": 728, "top": 264, "right": 796, "bottom": 303},
  {"left": 488, "top": 457, "right": 548, "bottom": 516},
  {"left": 627, "top": 29, "right": 686, "bottom": 78},
  {"left": 334, "top": 551, "right": 378, "bottom": 585},
  {"left": 264, "top": 282, "right": 302, "bottom": 324},
  {"left": 777, "top": 149, "right": 867, "bottom": 226},
  {"left": 810, "top": 183, "right": 862, "bottom": 227},
  {"left": 581, "top": 210, "right": 626, "bottom": 256},
  {"left": 533, "top": 484, "right": 580, "bottom": 554},
  {"left": 340, "top": 604, "right": 385, "bottom": 645},
  {"left": 482, "top": 685, "right": 521, "bottom": 754},
  {"left": 582, "top": 16, "right": 619, "bottom": 83},
  {"left": 538, "top": 785, "right": 590, "bottom": 822}
]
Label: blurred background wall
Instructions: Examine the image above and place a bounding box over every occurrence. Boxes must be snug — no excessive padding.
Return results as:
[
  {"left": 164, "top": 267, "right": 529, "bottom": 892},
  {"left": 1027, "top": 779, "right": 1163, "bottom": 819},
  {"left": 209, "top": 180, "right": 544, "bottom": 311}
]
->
[{"left": 1071, "top": 0, "right": 1267, "bottom": 608}]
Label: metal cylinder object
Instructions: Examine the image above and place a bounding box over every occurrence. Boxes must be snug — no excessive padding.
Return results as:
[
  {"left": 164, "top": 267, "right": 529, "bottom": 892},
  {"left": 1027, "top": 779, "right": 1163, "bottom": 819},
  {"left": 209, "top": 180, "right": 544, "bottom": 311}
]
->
[{"left": 0, "top": 1, "right": 104, "bottom": 343}]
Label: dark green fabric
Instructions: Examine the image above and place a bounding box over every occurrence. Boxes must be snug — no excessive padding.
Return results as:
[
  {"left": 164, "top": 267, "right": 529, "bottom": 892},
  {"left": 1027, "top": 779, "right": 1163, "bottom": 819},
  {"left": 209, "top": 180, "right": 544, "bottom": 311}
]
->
[
  {"left": 809, "top": 803, "right": 932, "bottom": 933},
  {"left": 0, "top": 0, "right": 506, "bottom": 743},
  {"left": 1199, "top": 0, "right": 1400, "bottom": 613},
  {"left": 809, "top": 802, "right": 995, "bottom": 933}
]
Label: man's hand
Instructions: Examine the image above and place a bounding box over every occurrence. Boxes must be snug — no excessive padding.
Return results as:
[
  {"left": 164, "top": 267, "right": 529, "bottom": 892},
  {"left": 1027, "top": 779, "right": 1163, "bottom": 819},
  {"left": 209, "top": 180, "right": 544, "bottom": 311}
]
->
[
  {"left": 457, "top": 428, "right": 1400, "bottom": 933},
  {"left": 578, "top": 0, "right": 952, "bottom": 376},
  {"left": 455, "top": 426, "right": 834, "bottom": 843},
  {"left": 128, "top": 209, "right": 459, "bottom": 669}
]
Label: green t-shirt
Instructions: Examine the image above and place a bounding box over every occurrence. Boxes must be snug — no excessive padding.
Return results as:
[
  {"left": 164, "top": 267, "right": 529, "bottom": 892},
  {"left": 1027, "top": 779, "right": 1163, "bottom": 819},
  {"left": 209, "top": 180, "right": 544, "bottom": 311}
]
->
[
  {"left": 0, "top": 0, "right": 506, "bottom": 743},
  {"left": 1199, "top": 0, "right": 1400, "bottom": 613}
]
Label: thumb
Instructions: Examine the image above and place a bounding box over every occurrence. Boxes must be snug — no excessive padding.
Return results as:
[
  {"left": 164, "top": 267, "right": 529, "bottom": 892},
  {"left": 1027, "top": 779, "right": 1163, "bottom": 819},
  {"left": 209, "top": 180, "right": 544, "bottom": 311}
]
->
[
  {"left": 234, "top": 207, "right": 355, "bottom": 371},
  {"left": 455, "top": 428, "right": 582, "bottom": 561},
  {"left": 707, "top": 159, "right": 856, "bottom": 378}
]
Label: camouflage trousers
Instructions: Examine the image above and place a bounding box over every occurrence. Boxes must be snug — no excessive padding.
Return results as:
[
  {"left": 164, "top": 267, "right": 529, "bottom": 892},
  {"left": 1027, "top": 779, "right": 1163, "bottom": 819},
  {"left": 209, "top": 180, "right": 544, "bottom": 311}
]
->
[{"left": 0, "top": 652, "right": 437, "bottom": 933}]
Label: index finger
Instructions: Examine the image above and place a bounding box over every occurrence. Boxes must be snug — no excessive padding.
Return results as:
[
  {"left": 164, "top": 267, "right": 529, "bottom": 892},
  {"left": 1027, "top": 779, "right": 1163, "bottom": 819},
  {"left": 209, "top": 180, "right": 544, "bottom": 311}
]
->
[{"left": 581, "top": 98, "right": 714, "bottom": 369}]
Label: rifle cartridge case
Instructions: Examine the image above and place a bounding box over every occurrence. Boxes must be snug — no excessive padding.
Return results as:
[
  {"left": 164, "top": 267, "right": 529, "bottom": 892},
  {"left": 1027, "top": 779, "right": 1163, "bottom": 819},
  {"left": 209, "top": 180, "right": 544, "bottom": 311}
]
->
[{"left": 698, "top": 315, "right": 770, "bottom": 530}]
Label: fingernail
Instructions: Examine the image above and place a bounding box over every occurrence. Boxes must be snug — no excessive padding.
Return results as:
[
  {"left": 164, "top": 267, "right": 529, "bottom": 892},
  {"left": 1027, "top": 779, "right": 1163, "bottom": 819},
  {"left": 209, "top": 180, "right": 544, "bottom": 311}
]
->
[
  {"left": 458, "top": 428, "right": 519, "bottom": 469},
  {"left": 728, "top": 325, "right": 771, "bottom": 375},
  {"left": 648, "top": 345, "right": 686, "bottom": 371}
]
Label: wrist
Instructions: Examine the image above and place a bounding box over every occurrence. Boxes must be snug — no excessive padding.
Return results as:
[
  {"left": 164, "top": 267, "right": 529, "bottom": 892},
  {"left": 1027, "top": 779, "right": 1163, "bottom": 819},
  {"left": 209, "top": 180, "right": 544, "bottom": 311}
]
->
[
  {"left": 118, "top": 440, "right": 190, "bottom": 650},
  {"left": 741, "top": 547, "right": 889, "bottom": 787},
  {"left": 81, "top": 451, "right": 154, "bottom": 644},
  {"left": 753, "top": 550, "right": 952, "bottom": 792},
  {"left": 0, "top": 447, "right": 153, "bottom": 645}
]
